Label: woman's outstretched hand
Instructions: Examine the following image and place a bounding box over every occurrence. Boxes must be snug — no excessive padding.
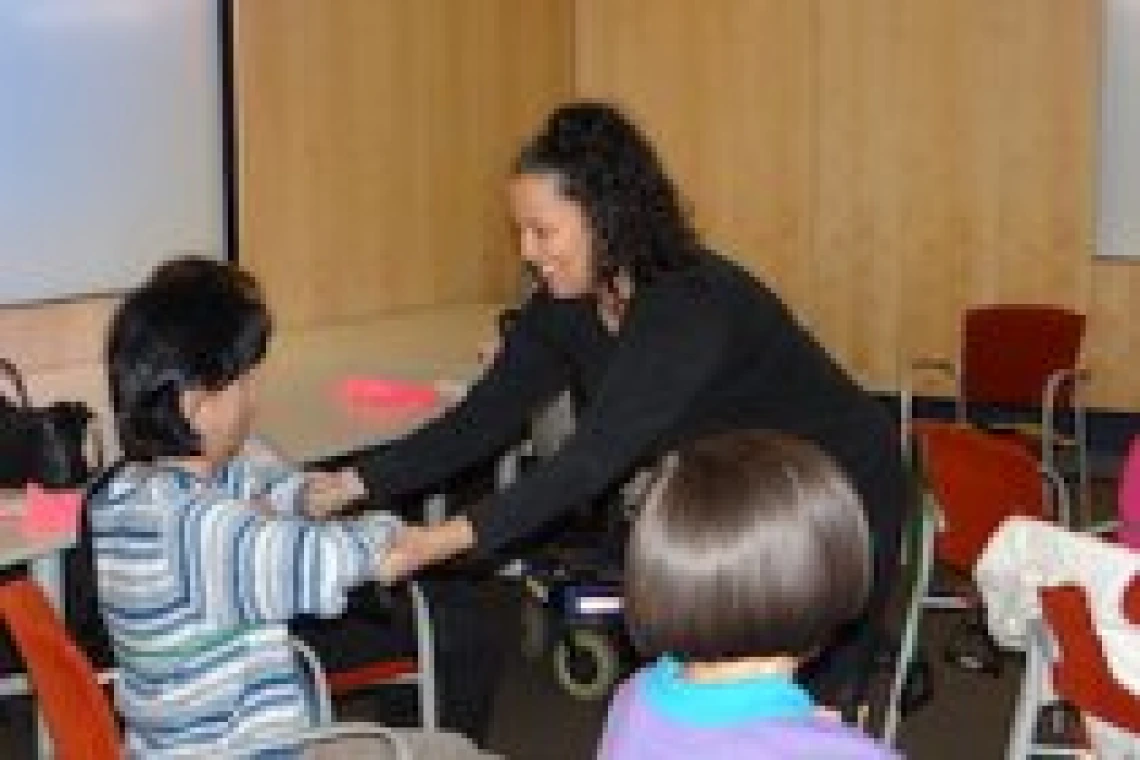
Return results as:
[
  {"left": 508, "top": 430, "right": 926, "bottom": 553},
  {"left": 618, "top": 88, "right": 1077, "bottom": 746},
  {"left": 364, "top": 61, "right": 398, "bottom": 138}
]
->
[{"left": 379, "top": 517, "right": 477, "bottom": 583}]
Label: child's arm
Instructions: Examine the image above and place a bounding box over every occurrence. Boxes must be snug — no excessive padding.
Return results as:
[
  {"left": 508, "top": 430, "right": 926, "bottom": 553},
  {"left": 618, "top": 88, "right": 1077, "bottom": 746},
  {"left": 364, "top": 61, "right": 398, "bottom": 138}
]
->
[
  {"left": 190, "top": 498, "right": 403, "bottom": 625},
  {"left": 232, "top": 438, "right": 307, "bottom": 515},
  {"left": 235, "top": 438, "right": 361, "bottom": 518}
]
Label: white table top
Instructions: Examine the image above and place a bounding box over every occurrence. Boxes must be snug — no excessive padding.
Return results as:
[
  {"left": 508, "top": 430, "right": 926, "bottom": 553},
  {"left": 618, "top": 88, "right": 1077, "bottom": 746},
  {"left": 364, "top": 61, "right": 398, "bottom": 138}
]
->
[
  {"left": 0, "top": 302, "right": 503, "bottom": 561},
  {"left": 253, "top": 302, "right": 501, "bottom": 462}
]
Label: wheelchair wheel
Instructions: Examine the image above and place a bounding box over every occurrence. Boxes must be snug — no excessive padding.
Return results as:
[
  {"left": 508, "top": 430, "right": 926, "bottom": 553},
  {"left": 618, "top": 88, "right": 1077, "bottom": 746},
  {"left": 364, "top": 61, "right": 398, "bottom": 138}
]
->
[
  {"left": 553, "top": 629, "right": 620, "bottom": 701},
  {"left": 520, "top": 596, "right": 548, "bottom": 661}
]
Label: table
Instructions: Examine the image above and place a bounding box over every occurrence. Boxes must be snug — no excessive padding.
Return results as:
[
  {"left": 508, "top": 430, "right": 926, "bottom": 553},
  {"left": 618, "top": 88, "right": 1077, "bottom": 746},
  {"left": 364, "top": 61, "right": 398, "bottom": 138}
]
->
[
  {"left": 256, "top": 303, "right": 500, "bottom": 522},
  {"left": 1, "top": 300, "right": 502, "bottom": 598},
  {"left": 256, "top": 303, "right": 499, "bottom": 463}
]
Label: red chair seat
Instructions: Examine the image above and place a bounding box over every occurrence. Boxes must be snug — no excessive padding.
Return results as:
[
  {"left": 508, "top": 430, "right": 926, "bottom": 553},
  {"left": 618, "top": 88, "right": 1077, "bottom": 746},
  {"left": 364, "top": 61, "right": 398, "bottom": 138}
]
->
[{"left": 327, "top": 659, "right": 419, "bottom": 694}]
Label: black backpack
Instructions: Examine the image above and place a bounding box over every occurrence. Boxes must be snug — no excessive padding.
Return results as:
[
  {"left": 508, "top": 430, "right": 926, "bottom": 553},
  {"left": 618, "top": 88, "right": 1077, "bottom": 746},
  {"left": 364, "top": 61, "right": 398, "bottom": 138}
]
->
[{"left": 0, "top": 358, "right": 95, "bottom": 489}]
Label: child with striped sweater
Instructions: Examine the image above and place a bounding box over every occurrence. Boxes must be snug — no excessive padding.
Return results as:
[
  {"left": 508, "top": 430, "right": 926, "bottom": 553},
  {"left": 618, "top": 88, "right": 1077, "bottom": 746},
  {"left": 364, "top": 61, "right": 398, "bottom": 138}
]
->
[{"left": 93, "top": 257, "right": 493, "bottom": 758}]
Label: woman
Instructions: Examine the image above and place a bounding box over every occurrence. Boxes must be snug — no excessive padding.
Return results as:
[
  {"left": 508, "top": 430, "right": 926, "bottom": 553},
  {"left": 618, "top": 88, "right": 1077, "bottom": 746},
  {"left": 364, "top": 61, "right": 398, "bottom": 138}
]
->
[{"left": 358, "top": 101, "right": 907, "bottom": 716}]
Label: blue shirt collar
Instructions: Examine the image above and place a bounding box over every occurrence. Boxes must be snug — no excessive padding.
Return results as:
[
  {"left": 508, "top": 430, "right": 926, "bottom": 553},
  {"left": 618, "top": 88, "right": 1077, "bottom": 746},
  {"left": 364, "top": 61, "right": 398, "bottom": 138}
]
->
[{"left": 641, "top": 655, "right": 815, "bottom": 727}]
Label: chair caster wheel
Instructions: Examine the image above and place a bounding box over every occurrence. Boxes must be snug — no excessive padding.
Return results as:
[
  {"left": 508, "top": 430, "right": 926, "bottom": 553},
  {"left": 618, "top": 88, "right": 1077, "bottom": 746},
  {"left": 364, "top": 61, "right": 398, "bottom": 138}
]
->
[{"left": 553, "top": 629, "right": 620, "bottom": 701}]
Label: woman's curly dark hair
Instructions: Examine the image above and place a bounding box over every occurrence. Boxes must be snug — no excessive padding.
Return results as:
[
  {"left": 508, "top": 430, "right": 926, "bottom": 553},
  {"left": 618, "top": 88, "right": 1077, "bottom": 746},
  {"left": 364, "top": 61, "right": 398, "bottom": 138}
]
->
[{"left": 513, "top": 101, "right": 702, "bottom": 289}]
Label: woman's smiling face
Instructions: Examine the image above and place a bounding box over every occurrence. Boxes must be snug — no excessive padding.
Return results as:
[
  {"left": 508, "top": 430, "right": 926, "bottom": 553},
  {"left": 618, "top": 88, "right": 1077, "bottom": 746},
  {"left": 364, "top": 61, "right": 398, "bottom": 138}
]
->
[{"left": 508, "top": 172, "right": 596, "bottom": 299}]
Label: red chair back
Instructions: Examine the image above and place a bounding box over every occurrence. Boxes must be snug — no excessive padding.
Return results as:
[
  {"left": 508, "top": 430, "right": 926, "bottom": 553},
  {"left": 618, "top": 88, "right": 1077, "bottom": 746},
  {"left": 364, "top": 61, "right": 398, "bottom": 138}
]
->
[
  {"left": 1041, "top": 578, "right": 1140, "bottom": 734},
  {"left": 1125, "top": 576, "right": 1140, "bottom": 627},
  {"left": 960, "top": 305, "right": 1084, "bottom": 408},
  {"left": 0, "top": 580, "right": 121, "bottom": 759},
  {"left": 1118, "top": 435, "right": 1140, "bottom": 550},
  {"left": 915, "top": 421, "right": 1051, "bottom": 572}
]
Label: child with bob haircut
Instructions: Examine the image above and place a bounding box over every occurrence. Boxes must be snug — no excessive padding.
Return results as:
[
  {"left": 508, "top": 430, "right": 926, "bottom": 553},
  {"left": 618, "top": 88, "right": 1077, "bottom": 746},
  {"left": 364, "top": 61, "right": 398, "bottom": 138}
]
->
[
  {"left": 93, "top": 257, "right": 495, "bottom": 758},
  {"left": 599, "top": 430, "right": 897, "bottom": 759}
]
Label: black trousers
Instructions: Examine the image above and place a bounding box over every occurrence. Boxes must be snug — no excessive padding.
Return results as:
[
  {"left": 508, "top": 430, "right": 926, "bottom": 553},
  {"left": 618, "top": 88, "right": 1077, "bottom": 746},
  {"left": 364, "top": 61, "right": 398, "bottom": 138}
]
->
[
  {"left": 291, "top": 566, "right": 503, "bottom": 745},
  {"left": 797, "top": 451, "right": 909, "bottom": 718}
]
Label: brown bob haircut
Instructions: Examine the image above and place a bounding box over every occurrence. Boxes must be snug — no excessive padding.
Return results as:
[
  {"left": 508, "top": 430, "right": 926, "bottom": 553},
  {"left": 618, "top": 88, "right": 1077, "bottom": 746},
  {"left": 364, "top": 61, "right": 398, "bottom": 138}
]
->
[{"left": 626, "top": 430, "right": 872, "bottom": 662}]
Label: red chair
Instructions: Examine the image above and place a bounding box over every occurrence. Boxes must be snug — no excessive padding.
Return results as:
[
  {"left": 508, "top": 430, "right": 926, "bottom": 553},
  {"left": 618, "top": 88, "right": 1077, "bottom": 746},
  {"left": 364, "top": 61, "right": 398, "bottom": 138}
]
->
[
  {"left": 0, "top": 579, "right": 120, "bottom": 759},
  {"left": 882, "top": 422, "right": 1060, "bottom": 744},
  {"left": 1116, "top": 435, "right": 1140, "bottom": 549},
  {"left": 0, "top": 579, "right": 414, "bottom": 758},
  {"left": 1008, "top": 576, "right": 1140, "bottom": 758},
  {"left": 310, "top": 582, "right": 439, "bottom": 730},
  {"left": 917, "top": 421, "right": 1056, "bottom": 575},
  {"left": 902, "top": 305, "right": 1089, "bottom": 525}
]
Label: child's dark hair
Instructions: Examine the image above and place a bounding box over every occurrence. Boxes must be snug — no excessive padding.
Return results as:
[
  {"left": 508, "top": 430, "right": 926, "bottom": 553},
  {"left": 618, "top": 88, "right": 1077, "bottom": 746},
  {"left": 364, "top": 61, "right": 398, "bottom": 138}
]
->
[
  {"left": 626, "top": 430, "right": 871, "bottom": 662},
  {"left": 106, "top": 256, "right": 271, "bottom": 461}
]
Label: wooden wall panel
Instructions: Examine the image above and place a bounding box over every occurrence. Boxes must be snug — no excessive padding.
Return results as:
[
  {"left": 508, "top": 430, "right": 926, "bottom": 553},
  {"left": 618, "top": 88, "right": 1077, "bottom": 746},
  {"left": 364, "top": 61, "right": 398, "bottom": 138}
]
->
[
  {"left": 234, "top": 0, "right": 574, "bottom": 327},
  {"left": 574, "top": 0, "right": 1107, "bottom": 401},
  {"left": 815, "top": 0, "right": 903, "bottom": 388},
  {"left": 874, "top": 0, "right": 1096, "bottom": 393},
  {"left": 575, "top": 0, "right": 818, "bottom": 320},
  {"left": 0, "top": 298, "right": 114, "bottom": 375},
  {"left": 1089, "top": 262, "right": 1140, "bottom": 409}
]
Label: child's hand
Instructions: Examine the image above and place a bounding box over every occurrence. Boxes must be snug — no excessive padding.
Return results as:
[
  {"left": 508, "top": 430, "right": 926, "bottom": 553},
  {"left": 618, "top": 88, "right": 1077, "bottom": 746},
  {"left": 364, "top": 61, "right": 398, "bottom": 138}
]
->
[
  {"left": 304, "top": 469, "right": 366, "bottom": 519},
  {"left": 247, "top": 495, "right": 278, "bottom": 517}
]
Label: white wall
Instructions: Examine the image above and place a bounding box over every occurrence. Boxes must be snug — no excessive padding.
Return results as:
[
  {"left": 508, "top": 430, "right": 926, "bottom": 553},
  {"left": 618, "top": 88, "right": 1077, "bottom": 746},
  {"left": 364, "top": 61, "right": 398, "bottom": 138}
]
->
[
  {"left": 0, "top": 0, "right": 224, "bottom": 304},
  {"left": 1098, "top": 0, "right": 1140, "bottom": 259}
]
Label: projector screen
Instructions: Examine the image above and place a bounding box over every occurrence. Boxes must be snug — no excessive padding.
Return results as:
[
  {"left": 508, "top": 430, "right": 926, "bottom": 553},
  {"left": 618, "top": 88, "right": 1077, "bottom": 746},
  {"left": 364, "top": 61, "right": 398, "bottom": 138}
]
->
[
  {"left": 1098, "top": 0, "right": 1140, "bottom": 259},
  {"left": 0, "top": 0, "right": 228, "bottom": 305}
]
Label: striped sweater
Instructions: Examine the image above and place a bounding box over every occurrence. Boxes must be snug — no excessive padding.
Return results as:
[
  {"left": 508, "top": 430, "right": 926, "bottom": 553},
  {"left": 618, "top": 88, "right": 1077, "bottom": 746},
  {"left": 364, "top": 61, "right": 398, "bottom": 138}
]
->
[{"left": 89, "top": 447, "right": 401, "bottom": 757}]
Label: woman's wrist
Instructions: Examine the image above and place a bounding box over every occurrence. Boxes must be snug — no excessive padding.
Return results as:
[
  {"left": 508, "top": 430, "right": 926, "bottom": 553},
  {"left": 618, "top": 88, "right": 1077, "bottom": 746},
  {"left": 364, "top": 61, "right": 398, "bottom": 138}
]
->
[{"left": 441, "top": 515, "right": 477, "bottom": 555}]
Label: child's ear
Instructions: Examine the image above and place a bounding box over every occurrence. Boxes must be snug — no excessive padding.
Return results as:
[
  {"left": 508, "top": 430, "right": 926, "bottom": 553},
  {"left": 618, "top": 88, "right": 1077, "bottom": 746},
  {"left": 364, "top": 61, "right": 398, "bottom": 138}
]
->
[{"left": 179, "top": 388, "right": 209, "bottom": 433}]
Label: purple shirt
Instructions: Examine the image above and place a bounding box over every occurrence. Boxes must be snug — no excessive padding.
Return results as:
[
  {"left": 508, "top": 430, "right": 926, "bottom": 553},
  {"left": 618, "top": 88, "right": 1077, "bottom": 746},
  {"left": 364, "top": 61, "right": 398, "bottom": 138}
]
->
[{"left": 598, "top": 664, "right": 899, "bottom": 760}]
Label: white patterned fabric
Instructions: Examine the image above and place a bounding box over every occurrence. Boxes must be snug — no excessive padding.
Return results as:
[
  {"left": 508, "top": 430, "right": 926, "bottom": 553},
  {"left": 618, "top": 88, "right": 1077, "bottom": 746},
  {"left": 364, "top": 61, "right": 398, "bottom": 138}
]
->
[{"left": 974, "top": 517, "right": 1140, "bottom": 757}]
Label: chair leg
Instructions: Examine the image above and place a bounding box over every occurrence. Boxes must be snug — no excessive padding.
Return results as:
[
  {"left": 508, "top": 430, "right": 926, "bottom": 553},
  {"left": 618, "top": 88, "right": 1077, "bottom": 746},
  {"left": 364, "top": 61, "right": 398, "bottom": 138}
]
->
[
  {"left": 408, "top": 582, "right": 438, "bottom": 732},
  {"left": 944, "top": 612, "right": 1004, "bottom": 677},
  {"left": 1007, "top": 624, "right": 1046, "bottom": 760},
  {"left": 1075, "top": 408, "right": 1090, "bottom": 529},
  {"left": 882, "top": 498, "right": 936, "bottom": 746}
]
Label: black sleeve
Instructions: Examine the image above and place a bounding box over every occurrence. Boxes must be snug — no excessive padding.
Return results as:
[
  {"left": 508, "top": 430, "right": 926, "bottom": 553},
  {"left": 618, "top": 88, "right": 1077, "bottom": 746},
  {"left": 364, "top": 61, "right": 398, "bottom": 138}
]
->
[
  {"left": 466, "top": 286, "right": 727, "bottom": 554},
  {"left": 355, "top": 302, "right": 571, "bottom": 499}
]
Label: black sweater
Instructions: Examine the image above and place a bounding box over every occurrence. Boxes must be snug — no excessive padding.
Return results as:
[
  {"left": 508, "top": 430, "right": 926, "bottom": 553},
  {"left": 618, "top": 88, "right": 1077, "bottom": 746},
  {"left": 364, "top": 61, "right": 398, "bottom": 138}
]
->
[{"left": 356, "top": 251, "right": 905, "bottom": 556}]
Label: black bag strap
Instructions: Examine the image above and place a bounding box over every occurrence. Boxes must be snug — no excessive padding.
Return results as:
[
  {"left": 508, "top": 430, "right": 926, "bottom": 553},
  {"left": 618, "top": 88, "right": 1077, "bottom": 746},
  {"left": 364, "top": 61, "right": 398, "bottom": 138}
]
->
[
  {"left": 0, "top": 358, "right": 30, "bottom": 407},
  {"left": 61, "top": 459, "right": 128, "bottom": 667},
  {"left": 86, "top": 415, "right": 106, "bottom": 475}
]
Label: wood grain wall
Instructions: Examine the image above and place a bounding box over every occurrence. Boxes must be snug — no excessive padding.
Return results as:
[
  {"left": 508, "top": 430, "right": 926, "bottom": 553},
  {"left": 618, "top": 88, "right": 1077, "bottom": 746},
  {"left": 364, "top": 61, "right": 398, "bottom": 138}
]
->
[
  {"left": 575, "top": 0, "right": 1135, "bottom": 406},
  {"left": 576, "top": 0, "right": 819, "bottom": 324},
  {"left": 233, "top": 0, "right": 574, "bottom": 327},
  {"left": 4, "top": 0, "right": 1137, "bottom": 412}
]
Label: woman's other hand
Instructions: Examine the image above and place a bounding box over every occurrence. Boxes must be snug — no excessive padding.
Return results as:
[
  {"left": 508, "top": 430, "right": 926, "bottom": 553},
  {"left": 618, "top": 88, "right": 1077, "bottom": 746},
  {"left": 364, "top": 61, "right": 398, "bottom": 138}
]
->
[{"left": 378, "top": 517, "right": 476, "bottom": 582}]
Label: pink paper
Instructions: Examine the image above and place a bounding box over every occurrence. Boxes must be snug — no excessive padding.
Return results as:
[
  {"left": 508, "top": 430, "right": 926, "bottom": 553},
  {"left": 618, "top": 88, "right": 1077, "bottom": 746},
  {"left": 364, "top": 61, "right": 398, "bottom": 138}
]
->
[
  {"left": 22, "top": 483, "right": 82, "bottom": 534},
  {"left": 335, "top": 376, "right": 440, "bottom": 410}
]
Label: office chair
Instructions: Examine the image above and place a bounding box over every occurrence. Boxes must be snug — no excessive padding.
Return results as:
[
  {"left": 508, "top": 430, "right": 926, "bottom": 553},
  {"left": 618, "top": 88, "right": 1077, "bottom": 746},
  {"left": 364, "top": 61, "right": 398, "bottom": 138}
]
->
[
  {"left": 1115, "top": 435, "right": 1140, "bottom": 549},
  {"left": 901, "top": 305, "right": 1088, "bottom": 525},
  {"left": 0, "top": 578, "right": 414, "bottom": 759},
  {"left": 882, "top": 422, "right": 1063, "bottom": 746},
  {"left": 294, "top": 581, "right": 439, "bottom": 731}
]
